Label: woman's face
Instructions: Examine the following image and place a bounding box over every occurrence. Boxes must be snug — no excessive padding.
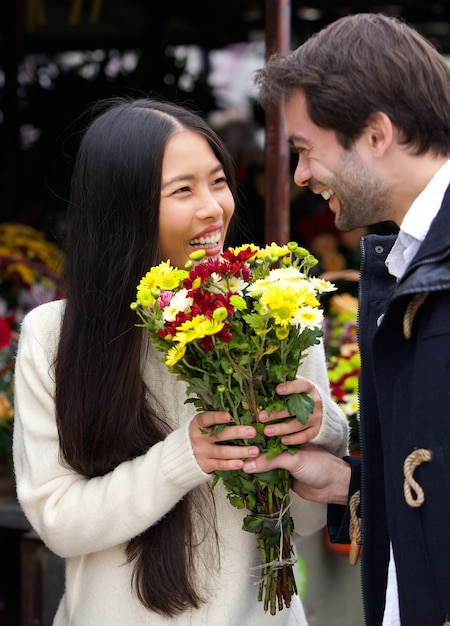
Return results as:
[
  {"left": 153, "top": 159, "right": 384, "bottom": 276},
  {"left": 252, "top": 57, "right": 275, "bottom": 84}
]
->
[{"left": 159, "top": 129, "right": 235, "bottom": 269}]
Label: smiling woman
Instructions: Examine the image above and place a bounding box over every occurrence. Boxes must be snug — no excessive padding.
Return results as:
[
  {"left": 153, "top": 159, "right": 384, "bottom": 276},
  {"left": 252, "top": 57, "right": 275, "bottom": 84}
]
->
[
  {"left": 12, "top": 96, "right": 348, "bottom": 625},
  {"left": 158, "top": 129, "right": 235, "bottom": 268}
]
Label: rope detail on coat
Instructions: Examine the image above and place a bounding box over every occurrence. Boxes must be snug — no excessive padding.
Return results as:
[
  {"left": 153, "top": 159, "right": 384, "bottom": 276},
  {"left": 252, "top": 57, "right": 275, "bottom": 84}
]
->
[
  {"left": 403, "top": 449, "right": 432, "bottom": 507},
  {"left": 349, "top": 490, "right": 362, "bottom": 565},
  {"left": 403, "top": 292, "right": 428, "bottom": 339}
]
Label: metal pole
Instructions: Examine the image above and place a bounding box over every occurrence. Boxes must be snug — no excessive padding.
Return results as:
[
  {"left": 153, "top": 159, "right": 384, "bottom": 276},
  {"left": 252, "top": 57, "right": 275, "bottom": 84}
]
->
[{"left": 264, "top": 0, "right": 291, "bottom": 244}]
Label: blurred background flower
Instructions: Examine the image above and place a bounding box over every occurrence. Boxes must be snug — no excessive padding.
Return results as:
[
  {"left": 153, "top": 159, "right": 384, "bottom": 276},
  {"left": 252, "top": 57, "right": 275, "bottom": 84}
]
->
[
  {"left": 0, "top": 223, "right": 64, "bottom": 469},
  {"left": 323, "top": 285, "right": 360, "bottom": 453}
]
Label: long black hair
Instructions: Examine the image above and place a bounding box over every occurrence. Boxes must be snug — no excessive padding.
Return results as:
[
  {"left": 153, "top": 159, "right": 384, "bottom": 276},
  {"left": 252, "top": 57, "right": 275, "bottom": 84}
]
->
[{"left": 55, "top": 97, "right": 237, "bottom": 615}]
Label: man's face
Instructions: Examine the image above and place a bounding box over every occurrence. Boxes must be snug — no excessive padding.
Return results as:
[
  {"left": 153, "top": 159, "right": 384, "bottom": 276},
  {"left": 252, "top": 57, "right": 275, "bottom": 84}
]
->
[{"left": 284, "top": 91, "right": 391, "bottom": 231}]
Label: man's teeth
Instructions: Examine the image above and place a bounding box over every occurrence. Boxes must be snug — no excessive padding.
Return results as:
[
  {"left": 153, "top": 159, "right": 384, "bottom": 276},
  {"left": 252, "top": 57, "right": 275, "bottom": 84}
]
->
[
  {"left": 321, "top": 190, "right": 334, "bottom": 201},
  {"left": 190, "top": 230, "right": 221, "bottom": 248}
]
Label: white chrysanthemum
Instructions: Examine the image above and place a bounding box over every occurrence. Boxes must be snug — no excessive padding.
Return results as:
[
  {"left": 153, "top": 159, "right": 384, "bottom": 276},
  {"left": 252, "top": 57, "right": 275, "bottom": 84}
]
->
[
  {"left": 293, "top": 306, "right": 324, "bottom": 329},
  {"left": 225, "top": 275, "right": 248, "bottom": 294},
  {"left": 247, "top": 268, "right": 313, "bottom": 297},
  {"left": 162, "top": 289, "right": 193, "bottom": 322},
  {"left": 210, "top": 272, "right": 247, "bottom": 294},
  {"left": 309, "top": 276, "right": 337, "bottom": 294}
]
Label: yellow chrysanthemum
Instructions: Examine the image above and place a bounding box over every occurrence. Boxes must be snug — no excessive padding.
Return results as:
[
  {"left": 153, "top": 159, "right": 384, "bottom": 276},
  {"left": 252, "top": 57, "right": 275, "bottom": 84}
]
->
[
  {"left": 165, "top": 343, "right": 187, "bottom": 367},
  {"left": 137, "top": 260, "right": 188, "bottom": 293},
  {"left": 228, "top": 243, "right": 260, "bottom": 257},
  {"left": 261, "top": 242, "right": 291, "bottom": 259},
  {"left": 260, "top": 284, "right": 301, "bottom": 327},
  {"left": 173, "top": 315, "right": 224, "bottom": 345}
]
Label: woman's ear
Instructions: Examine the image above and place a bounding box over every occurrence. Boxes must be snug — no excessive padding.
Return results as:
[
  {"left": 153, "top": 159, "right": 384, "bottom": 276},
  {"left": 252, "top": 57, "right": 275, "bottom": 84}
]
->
[{"left": 364, "top": 111, "right": 394, "bottom": 156}]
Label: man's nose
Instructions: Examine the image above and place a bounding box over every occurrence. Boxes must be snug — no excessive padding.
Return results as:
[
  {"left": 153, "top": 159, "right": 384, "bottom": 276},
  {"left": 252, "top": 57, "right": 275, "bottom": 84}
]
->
[{"left": 293, "top": 156, "right": 312, "bottom": 187}]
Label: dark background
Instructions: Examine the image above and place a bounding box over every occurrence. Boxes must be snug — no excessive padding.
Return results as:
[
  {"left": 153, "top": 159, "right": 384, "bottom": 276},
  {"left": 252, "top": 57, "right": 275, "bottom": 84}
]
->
[{"left": 1, "top": 1, "right": 449, "bottom": 251}]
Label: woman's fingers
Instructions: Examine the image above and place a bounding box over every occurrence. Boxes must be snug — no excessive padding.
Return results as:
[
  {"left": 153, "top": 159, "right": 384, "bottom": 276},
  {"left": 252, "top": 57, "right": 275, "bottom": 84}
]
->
[
  {"left": 189, "top": 412, "right": 260, "bottom": 474},
  {"left": 260, "top": 377, "right": 323, "bottom": 444}
]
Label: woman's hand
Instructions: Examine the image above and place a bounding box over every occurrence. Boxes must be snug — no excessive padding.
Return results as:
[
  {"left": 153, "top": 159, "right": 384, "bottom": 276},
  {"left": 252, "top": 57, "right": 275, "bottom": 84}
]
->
[
  {"left": 189, "top": 411, "right": 260, "bottom": 474},
  {"left": 243, "top": 443, "right": 351, "bottom": 506},
  {"left": 259, "top": 376, "right": 323, "bottom": 445}
]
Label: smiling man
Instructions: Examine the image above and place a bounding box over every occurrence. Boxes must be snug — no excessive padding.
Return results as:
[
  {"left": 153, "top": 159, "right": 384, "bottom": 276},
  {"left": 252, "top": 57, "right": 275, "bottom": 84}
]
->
[{"left": 243, "top": 12, "right": 450, "bottom": 626}]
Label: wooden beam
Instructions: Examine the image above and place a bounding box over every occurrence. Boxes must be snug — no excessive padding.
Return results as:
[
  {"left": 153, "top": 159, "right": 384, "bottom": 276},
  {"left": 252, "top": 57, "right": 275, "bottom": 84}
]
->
[{"left": 263, "top": 0, "right": 291, "bottom": 244}]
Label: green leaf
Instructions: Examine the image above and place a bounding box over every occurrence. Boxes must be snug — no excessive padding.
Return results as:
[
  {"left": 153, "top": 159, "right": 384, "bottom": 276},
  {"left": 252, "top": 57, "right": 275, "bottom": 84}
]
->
[
  {"left": 287, "top": 392, "right": 315, "bottom": 425},
  {"left": 255, "top": 470, "right": 279, "bottom": 484},
  {"left": 228, "top": 495, "right": 245, "bottom": 509}
]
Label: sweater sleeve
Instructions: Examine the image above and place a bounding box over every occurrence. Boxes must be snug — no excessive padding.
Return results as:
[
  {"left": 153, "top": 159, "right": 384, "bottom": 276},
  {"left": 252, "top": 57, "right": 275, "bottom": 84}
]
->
[
  {"left": 297, "top": 339, "right": 349, "bottom": 458},
  {"left": 287, "top": 339, "right": 350, "bottom": 537},
  {"left": 13, "top": 302, "right": 210, "bottom": 558}
]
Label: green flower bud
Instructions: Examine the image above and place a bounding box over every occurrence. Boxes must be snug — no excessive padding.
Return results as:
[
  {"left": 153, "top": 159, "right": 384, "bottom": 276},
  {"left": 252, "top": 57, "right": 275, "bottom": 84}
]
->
[
  {"left": 213, "top": 306, "right": 228, "bottom": 322},
  {"left": 230, "top": 295, "right": 247, "bottom": 310},
  {"left": 217, "top": 384, "right": 226, "bottom": 393},
  {"left": 189, "top": 249, "right": 206, "bottom": 261},
  {"left": 294, "top": 247, "right": 309, "bottom": 259},
  {"left": 305, "top": 254, "right": 319, "bottom": 267}
]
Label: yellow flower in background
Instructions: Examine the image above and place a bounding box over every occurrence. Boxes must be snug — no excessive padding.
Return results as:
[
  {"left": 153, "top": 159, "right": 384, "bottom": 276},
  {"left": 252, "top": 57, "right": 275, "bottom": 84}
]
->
[
  {"left": 0, "top": 222, "right": 63, "bottom": 286},
  {"left": 0, "top": 393, "right": 13, "bottom": 422}
]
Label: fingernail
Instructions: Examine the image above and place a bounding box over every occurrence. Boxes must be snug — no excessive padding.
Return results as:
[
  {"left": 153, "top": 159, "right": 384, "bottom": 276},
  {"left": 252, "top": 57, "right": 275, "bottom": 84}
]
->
[
  {"left": 259, "top": 410, "right": 269, "bottom": 422},
  {"left": 245, "top": 427, "right": 256, "bottom": 437},
  {"left": 244, "top": 461, "right": 256, "bottom": 472},
  {"left": 276, "top": 383, "right": 286, "bottom": 393},
  {"left": 265, "top": 426, "right": 275, "bottom": 436}
]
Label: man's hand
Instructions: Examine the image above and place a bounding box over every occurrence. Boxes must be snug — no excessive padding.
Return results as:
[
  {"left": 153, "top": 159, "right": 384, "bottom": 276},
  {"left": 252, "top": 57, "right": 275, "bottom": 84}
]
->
[{"left": 243, "top": 443, "right": 351, "bottom": 506}]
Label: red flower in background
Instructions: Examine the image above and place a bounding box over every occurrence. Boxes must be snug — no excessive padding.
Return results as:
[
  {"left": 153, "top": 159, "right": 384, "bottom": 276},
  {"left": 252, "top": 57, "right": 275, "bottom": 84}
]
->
[{"left": 0, "top": 316, "right": 12, "bottom": 350}]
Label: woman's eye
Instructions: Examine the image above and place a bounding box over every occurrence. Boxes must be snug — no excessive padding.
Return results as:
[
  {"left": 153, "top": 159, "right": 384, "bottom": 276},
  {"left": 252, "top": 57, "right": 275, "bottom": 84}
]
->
[{"left": 213, "top": 176, "right": 227, "bottom": 186}]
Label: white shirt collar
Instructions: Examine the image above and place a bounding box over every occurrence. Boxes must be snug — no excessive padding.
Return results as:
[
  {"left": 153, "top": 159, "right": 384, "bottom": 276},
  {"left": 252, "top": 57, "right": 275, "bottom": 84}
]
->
[{"left": 385, "top": 158, "right": 450, "bottom": 279}]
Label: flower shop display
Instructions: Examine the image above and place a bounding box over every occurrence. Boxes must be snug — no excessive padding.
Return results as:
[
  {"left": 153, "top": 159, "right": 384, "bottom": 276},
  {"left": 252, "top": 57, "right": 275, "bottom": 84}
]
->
[
  {"left": 0, "top": 222, "right": 64, "bottom": 470},
  {"left": 323, "top": 289, "right": 361, "bottom": 557},
  {"left": 131, "top": 242, "right": 336, "bottom": 615},
  {"left": 324, "top": 291, "right": 360, "bottom": 453},
  {"left": 0, "top": 315, "right": 17, "bottom": 471}
]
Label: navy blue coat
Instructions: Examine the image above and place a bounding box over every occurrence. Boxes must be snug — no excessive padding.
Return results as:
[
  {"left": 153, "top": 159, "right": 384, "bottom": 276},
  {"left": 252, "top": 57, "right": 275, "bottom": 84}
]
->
[{"left": 329, "top": 185, "right": 450, "bottom": 625}]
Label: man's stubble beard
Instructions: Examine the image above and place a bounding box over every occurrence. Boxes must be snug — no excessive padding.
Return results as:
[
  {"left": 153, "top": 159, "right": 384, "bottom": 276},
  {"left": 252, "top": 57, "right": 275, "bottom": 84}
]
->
[{"left": 331, "top": 148, "right": 392, "bottom": 232}]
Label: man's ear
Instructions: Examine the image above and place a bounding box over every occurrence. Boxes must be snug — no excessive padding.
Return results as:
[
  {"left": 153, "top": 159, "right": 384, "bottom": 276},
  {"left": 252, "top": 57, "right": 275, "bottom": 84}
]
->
[{"left": 364, "top": 112, "right": 394, "bottom": 156}]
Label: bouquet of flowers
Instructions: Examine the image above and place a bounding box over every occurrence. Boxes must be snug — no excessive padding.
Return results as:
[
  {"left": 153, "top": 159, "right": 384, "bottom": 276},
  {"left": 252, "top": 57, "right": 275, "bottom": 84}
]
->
[{"left": 131, "top": 242, "right": 335, "bottom": 614}]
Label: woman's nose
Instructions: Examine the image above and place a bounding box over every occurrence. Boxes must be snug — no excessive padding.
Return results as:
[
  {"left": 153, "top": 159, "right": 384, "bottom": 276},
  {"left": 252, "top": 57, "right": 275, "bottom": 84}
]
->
[{"left": 197, "top": 191, "right": 223, "bottom": 217}]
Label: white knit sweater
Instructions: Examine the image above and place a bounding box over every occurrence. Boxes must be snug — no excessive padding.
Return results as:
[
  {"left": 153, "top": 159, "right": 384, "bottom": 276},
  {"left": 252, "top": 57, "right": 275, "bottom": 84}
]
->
[{"left": 13, "top": 300, "right": 348, "bottom": 625}]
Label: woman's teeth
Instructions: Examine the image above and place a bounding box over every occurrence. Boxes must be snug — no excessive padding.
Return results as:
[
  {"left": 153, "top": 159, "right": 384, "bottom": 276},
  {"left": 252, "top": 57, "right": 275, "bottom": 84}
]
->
[{"left": 189, "top": 230, "right": 221, "bottom": 249}]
